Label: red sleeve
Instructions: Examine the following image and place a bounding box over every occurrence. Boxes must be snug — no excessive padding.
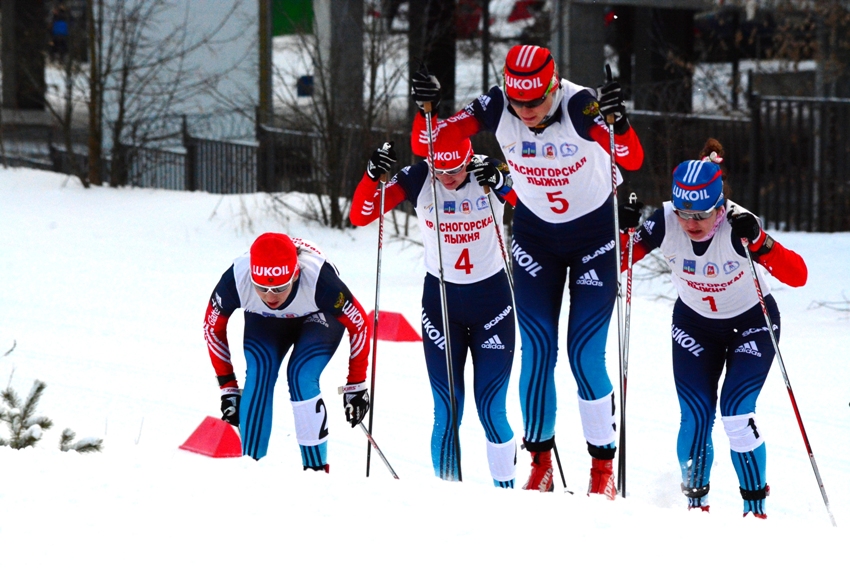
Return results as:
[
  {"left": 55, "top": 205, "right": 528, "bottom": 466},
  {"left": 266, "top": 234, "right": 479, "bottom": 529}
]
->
[
  {"left": 500, "top": 188, "right": 518, "bottom": 207},
  {"left": 589, "top": 123, "right": 645, "bottom": 171},
  {"left": 204, "top": 299, "right": 234, "bottom": 378},
  {"left": 750, "top": 234, "right": 808, "bottom": 287},
  {"left": 411, "top": 112, "right": 481, "bottom": 158},
  {"left": 349, "top": 172, "right": 407, "bottom": 226},
  {"left": 619, "top": 232, "right": 652, "bottom": 272},
  {"left": 335, "top": 294, "right": 372, "bottom": 384}
]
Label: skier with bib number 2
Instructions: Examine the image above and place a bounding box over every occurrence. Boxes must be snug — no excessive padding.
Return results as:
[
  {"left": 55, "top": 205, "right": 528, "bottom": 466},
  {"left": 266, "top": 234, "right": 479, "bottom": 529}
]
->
[{"left": 203, "top": 233, "right": 372, "bottom": 471}]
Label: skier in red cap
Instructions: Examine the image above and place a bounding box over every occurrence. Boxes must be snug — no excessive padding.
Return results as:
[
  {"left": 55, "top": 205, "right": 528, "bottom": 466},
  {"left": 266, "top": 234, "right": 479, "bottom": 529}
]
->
[
  {"left": 350, "top": 130, "right": 520, "bottom": 487},
  {"left": 411, "top": 45, "right": 644, "bottom": 496},
  {"left": 203, "top": 232, "right": 372, "bottom": 470}
]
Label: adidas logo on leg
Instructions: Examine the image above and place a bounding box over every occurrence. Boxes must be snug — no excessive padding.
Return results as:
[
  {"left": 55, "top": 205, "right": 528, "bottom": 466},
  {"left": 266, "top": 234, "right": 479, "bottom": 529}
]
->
[
  {"left": 734, "top": 340, "right": 762, "bottom": 357},
  {"left": 576, "top": 269, "right": 603, "bottom": 287},
  {"left": 482, "top": 334, "right": 506, "bottom": 349}
]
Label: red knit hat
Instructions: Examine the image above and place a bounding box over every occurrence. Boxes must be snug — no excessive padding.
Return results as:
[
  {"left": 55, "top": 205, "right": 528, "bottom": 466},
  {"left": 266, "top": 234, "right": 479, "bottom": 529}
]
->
[
  {"left": 431, "top": 135, "right": 473, "bottom": 173},
  {"left": 503, "top": 45, "right": 557, "bottom": 101},
  {"left": 249, "top": 233, "right": 299, "bottom": 286}
]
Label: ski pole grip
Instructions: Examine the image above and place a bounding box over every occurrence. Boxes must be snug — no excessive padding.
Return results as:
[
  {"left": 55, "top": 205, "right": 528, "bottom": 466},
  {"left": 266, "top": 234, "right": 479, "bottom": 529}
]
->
[
  {"left": 423, "top": 101, "right": 432, "bottom": 114},
  {"left": 604, "top": 64, "right": 615, "bottom": 126}
]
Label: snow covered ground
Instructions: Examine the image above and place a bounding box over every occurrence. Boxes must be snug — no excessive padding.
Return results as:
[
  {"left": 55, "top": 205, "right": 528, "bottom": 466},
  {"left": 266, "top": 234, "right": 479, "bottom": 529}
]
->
[{"left": 1, "top": 167, "right": 848, "bottom": 566}]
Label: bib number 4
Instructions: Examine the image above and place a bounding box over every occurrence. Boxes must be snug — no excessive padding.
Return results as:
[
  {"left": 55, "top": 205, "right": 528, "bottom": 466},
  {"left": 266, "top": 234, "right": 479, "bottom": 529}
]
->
[{"left": 455, "top": 248, "right": 473, "bottom": 274}]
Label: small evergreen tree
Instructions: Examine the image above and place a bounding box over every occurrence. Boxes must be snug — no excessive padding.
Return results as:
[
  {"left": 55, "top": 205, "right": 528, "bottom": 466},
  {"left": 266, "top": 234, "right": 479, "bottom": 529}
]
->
[
  {"left": 0, "top": 378, "right": 103, "bottom": 453},
  {"left": 59, "top": 428, "right": 103, "bottom": 453},
  {"left": 0, "top": 380, "right": 54, "bottom": 449}
]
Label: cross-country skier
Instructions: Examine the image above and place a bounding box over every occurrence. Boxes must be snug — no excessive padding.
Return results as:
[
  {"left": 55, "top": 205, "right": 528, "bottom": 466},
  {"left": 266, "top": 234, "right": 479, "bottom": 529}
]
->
[
  {"left": 203, "top": 233, "right": 372, "bottom": 470},
  {"left": 619, "top": 138, "right": 808, "bottom": 517},
  {"left": 410, "top": 45, "right": 644, "bottom": 495},
  {"left": 350, "top": 135, "right": 519, "bottom": 487}
]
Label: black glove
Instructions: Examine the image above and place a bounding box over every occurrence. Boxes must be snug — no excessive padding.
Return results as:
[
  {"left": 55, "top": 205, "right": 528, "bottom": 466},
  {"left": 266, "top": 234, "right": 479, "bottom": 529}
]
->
[
  {"left": 598, "top": 81, "right": 629, "bottom": 134},
  {"left": 727, "top": 209, "right": 762, "bottom": 243},
  {"left": 411, "top": 70, "right": 441, "bottom": 111},
  {"left": 466, "top": 157, "right": 504, "bottom": 190},
  {"left": 220, "top": 387, "right": 241, "bottom": 427},
  {"left": 342, "top": 383, "right": 370, "bottom": 428},
  {"left": 366, "top": 142, "right": 397, "bottom": 181},
  {"left": 619, "top": 199, "right": 644, "bottom": 230}
]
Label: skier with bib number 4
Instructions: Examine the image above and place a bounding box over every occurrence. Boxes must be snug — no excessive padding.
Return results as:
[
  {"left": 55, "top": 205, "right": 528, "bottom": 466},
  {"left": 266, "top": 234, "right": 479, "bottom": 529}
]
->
[
  {"left": 203, "top": 233, "right": 372, "bottom": 471},
  {"left": 619, "top": 139, "right": 807, "bottom": 517},
  {"left": 350, "top": 135, "right": 520, "bottom": 488},
  {"left": 410, "top": 45, "right": 644, "bottom": 496}
]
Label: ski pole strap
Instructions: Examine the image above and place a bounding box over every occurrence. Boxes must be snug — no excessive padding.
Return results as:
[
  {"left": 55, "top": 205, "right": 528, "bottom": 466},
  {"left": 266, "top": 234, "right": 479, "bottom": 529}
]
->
[{"left": 338, "top": 382, "right": 368, "bottom": 395}]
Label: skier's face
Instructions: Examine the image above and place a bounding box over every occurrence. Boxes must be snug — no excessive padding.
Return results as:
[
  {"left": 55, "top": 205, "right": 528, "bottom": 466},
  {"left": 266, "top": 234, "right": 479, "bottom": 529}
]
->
[
  {"left": 435, "top": 162, "right": 470, "bottom": 190},
  {"left": 508, "top": 91, "right": 555, "bottom": 127},
  {"left": 253, "top": 272, "right": 299, "bottom": 309},
  {"left": 675, "top": 209, "right": 718, "bottom": 241}
]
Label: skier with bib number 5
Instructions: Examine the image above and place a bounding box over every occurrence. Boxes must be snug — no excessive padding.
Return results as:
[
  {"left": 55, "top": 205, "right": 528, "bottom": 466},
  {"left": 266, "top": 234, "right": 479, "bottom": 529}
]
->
[
  {"left": 350, "top": 135, "right": 520, "bottom": 487},
  {"left": 619, "top": 139, "right": 807, "bottom": 517},
  {"left": 203, "top": 233, "right": 372, "bottom": 471},
  {"left": 410, "top": 45, "right": 644, "bottom": 496}
]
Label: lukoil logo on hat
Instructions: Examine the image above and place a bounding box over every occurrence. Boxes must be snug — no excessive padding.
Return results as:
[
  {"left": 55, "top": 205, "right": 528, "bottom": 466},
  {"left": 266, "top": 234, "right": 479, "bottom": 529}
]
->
[
  {"left": 431, "top": 134, "right": 472, "bottom": 172},
  {"left": 250, "top": 233, "right": 299, "bottom": 286},
  {"left": 671, "top": 160, "right": 724, "bottom": 211},
  {"left": 503, "top": 45, "right": 557, "bottom": 101}
]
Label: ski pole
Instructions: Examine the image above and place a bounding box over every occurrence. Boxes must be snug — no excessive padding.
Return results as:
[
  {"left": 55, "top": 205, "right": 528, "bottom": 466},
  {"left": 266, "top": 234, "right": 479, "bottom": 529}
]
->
[
  {"left": 603, "top": 64, "right": 627, "bottom": 497},
  {"left": 423, "top": 95, "right": 462, "bottom": 482},
  {"left": 617, "top": 192, "right": 637, "bottom": 497},
  {"left": 553, "top": 441, "right": 573, "bottom": 494},
  {"left": 360, "top": 422, "right": 399, "bottom": 479},
  {"left": 365, "top": 167, "right": 389, "bottom": 477},
  {"left": 742, "top": 242, "right": 836, "bottom": 527},
  {"left": 478, "top": 170, "right": 513, "bottom": 290}
]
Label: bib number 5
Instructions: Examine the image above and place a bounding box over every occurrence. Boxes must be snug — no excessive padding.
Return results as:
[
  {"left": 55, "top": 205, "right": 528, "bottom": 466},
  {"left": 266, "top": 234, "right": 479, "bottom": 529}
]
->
[{"left": 546, "top": 191, "right": 569, "bottom": 214}]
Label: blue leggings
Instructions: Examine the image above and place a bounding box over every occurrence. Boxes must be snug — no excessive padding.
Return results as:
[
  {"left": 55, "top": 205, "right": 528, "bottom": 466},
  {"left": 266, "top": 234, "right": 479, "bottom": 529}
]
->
[
  {"left": 672, "top": 296, "right": 779, "bottom": 508},
  {"left": 512, "top": 198, "right": 618, "bottom": 447},
  {"left": 421, "top": 271, "right": 515, "bottom": 481},
  {"left": 240, "top": 311, "right": 344, "bottom": 463}
]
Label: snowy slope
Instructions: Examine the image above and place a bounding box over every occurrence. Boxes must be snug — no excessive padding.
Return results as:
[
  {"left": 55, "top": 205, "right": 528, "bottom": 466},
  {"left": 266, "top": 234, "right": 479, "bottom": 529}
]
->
[{"left": 0, "top": 167, "right": 848, "bottom": 566}]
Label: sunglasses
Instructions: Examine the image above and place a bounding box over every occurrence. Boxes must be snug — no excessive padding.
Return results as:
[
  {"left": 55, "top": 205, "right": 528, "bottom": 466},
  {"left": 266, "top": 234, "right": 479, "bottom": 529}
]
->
[
  {"left": 674, "top": 208, "right": 715, "bottom": 221},
  {"left": 252, "top": 277, "right": 295, "bottom": 295},
  {"left": 507, "top": 94, "right": 548, "bottom": 109},
  {"left": 434, "top": 163, "right": 466, "bottom": 176},
  {"left": 505, "top": 77, "right": 557, "bottom": 109}
]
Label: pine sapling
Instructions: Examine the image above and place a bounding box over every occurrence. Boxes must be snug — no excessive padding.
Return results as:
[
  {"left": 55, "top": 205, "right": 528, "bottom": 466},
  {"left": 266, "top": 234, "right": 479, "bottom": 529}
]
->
[
  {"left": 0, "top": 380, "right": 53, "bottom": 449},
  {"left": 59, "top": 428, "right": 103, "bottom": 453},
  {"left": 0, "top": 378, "right": 103, "bottom": 453}
]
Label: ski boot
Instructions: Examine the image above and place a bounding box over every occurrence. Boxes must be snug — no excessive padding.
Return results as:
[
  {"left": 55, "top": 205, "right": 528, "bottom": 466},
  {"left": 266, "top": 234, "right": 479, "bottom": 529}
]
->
[{"left": 587, "top": 458, "right": 617, "bottom": 500}]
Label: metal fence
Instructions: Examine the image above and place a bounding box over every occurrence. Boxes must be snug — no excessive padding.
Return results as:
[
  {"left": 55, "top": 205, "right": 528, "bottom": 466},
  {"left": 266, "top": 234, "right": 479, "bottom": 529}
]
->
[
  {"left": 751, "top": 95, "right": 850, "bottom": 232},
  {"left": 627, "top": 95, "right": 850, "bottom": 232},
  {"left": 12, "top": 96, "right": 850, "bottom": 232}
]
